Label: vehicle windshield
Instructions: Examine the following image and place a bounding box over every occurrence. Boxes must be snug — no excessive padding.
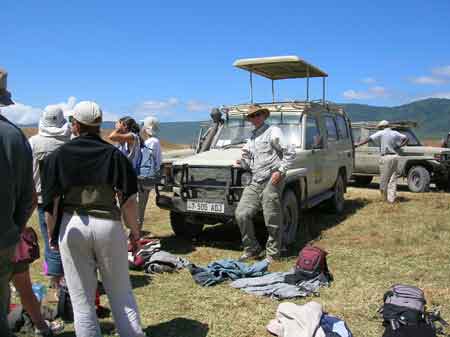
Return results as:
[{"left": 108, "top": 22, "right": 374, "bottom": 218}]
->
[
  {"left": 214, "top": 114, "right": 303, "bottom": 148},
  {"left": 396, "top": 129, "right": 422, "bottom": 146}
]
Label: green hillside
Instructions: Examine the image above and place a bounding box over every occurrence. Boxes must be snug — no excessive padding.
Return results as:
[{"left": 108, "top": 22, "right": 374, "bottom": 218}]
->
[{"left": 343, "top": 98, "right": 450, "bottom": 139}]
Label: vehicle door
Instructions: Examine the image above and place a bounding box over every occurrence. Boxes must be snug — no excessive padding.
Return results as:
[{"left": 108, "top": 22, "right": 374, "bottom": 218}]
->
[
  {"left": 335, "top": 115, "right": 354, "bottom": 179},
  {"left": 302, "top": 115, "right": 325, "bottom": 197},
  {"left": 323, "top": 115, "right": 340, "bottom": 188},
  {"left": 365, "top": 129, "right": 382, "bottom": 174}
]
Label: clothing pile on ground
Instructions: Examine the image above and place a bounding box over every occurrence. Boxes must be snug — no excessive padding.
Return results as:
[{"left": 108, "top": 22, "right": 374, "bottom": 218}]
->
[
  {"left": 266, "top": 301, "right": 352, "bottom": 337},
  {"left": 128, "top": 238, "right": 190, "bottom": 274},
  {"left": 188, "top": 259, "right": 269, "bottom": 286},
  {"left": 232, "top": 245, "right": 332, "bottom": 300}
]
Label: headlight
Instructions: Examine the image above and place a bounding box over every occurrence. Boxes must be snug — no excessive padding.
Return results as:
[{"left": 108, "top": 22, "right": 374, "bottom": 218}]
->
[
  {"left": 240, "top": 172, "right": 252, "bottom": 186},
  {"left": 173, "top": 169, "right": 183, "bottom": 185}
]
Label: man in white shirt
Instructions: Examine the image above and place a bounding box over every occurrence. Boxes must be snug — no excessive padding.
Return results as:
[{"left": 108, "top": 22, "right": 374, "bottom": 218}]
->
[{"left": 355, "top": 120, "right": 408, "bottom": 203}]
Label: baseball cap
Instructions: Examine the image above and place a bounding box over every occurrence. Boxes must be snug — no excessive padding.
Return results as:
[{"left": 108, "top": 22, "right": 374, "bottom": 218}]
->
[
  {"left": 72, "top": 101, "right": 102, "bottom": 126},
  {"left": 377, "top": 120, "right": 389, "bottom": 129}
]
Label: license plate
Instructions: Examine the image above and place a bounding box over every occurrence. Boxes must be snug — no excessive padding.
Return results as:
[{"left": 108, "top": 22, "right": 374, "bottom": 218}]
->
[{"left": 186, "top": 200, "right": 225, "bottom": 214}]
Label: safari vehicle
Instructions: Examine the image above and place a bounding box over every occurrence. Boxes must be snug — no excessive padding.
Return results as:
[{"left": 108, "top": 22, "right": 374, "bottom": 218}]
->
[
  {"left": 156, "top": 56, "right": 354, "bottom": 244},
  {"left": 352, "top": 121, "right": 450, "bottom": 192}
]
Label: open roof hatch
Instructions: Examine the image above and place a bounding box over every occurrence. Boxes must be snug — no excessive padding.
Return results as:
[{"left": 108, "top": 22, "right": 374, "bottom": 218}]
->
[{"left": 233, "top": 55, "right": 328, "bottom": 104}]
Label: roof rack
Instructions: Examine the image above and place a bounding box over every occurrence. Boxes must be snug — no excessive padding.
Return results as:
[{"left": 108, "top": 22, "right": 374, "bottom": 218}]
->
[
  {"left": 352, "top": 120, "right": 418, "bottom": 129},
  {"left": 233, "top": 56, "right": 328, "bottom": 104}
]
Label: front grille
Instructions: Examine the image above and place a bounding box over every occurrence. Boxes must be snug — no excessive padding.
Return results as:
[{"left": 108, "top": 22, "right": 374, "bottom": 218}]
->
[{"left": 186, "top": 167, "right": 232, "bottom": 186}]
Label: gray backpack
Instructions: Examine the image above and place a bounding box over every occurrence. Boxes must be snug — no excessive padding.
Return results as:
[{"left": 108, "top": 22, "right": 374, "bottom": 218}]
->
[{"left": 384, "top": 284, "right": 426, "bottom": 312}]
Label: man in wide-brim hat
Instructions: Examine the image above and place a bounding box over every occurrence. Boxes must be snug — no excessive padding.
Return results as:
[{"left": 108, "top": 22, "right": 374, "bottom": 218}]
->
[
  {"left": 235, "top": 104, "right": 296, "bottom": 262},
  {"left": 355, "top": 120, "right": 408, "bottom": 202}
]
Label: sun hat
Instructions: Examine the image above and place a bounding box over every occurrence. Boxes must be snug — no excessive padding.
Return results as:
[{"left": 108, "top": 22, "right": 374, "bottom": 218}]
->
[
  {"left": 39, "top": 105, "right": 70, "bottom": 137},
  {"left": 377, "top": 120, "right": 389, "bottom": 129},
  {"left": 0, "top": 69, "right": 14, "bottom": 107},
  {"left": 143, "top": 116, "right": 160, "bottom": 136},
  {"left": 246, "top": 104, "right": 270, "bottom": 118},
  {"left": 72, "top": 101, "right": 102, "bottom": 126}
]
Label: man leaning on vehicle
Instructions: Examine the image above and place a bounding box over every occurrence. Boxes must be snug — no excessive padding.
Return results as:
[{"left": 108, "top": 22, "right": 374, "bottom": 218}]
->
[
  {"left": 355, "top": 120, "right": 408, "bottom": 203},
  {"left": 235, "top": 104, "right": 295, "bottom": 262}
]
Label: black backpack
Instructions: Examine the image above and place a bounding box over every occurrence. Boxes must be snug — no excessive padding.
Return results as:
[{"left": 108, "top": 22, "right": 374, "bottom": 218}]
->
[{"left": 57, "top": 284, "right": 74, "bottom": 322}]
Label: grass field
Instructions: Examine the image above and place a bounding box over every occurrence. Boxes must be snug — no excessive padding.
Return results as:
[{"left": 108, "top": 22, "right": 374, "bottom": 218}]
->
[{"left": 21, "top": 181, "right": 450, "bottom": 337}]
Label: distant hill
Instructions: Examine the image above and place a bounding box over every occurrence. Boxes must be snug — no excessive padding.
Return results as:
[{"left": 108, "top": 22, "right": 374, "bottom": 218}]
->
[{"left": 342, "top": 98, "right": 450, "bottom": 138}]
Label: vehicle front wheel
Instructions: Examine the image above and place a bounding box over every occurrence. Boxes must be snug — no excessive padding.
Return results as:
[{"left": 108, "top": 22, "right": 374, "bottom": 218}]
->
[
  {"left": 328, "top": 173, "right": 345, "bottom": 214},
  {"left": 352, "top": 175, "right": 373, "bottom": 186},
  {"left": 281, "top": 189, "right": 299, "bottom": 246},
  {"left": 170, "top": 211, "right": 204, "bottom": 239},
  {"left": 407, "top": 166, "right": 430, "bottom": 193}
]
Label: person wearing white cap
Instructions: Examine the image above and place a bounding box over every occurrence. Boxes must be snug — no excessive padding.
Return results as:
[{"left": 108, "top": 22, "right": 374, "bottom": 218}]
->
[
  {"left": 137, "top": 116, "right": 162, "bottom": 231},
  {"left": 41, "top": 101, "right": 145, "bottom": 337},
  {"left": 355, "top": 120, "right": 408, "bottom": 203}
]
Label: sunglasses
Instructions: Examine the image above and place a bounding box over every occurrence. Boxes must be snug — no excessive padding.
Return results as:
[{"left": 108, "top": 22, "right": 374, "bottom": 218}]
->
[{"left": 247, "top": 111, "right": 264, "bottom": 119}]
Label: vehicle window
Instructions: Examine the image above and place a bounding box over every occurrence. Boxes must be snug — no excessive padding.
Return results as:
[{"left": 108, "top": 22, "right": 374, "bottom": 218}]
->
[
  {"left": 336, "top": 115, "right": 349, "bottom": 139},
  {"left": 305, "top": 117, "right": 321, "bottom": 149},
  {"left": 325, "top": 116, "right": 338, "bottom": 141},
  {"left": 352, "top": 127, "right": 361, "bottom": 143},
  {"left": 368, "top": 130, "right": 380, "bottom": 147},
  {"left": 214, "top": 115, "right": 302, "bottom": 148},
  {"left": 396, "top": 129, "right": 421, "bottom": 146}
]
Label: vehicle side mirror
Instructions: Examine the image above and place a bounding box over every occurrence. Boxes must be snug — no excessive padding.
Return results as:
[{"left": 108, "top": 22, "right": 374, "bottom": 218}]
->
[{"left": 312, "top": 135, "right": 323, "bottom": 149}]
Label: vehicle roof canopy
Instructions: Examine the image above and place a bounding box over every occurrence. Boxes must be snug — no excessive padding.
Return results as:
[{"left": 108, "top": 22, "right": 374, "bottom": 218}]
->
[{"left": 233, "top": 56, "right": 328, "bottom": 80}]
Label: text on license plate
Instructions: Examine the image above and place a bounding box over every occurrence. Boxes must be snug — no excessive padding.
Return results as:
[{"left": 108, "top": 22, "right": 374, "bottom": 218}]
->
[{"left": 186, "top": 200, "right": 225, "bottom": 214}]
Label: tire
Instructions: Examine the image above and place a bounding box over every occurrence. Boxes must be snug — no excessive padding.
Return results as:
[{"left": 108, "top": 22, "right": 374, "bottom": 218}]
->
[
  {"left": 328, "top": 173, "right": 345, "bottom": 214},
  {"left": 281, "top": 189, "right": 299, "bottom": 246},
  {"left": 170, "top": 211, "right": 204, "bottom": 239},
  {"left": 352, "top": 175, "right": 373, "bottom": 186},
  {"left": 407, "top": 166, "right": 430, "bottom": 193}
]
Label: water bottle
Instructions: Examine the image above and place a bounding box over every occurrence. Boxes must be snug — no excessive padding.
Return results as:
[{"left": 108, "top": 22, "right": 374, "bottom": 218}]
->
[{"left": 32, "top": 283, "right": 47, "bottom": 302}]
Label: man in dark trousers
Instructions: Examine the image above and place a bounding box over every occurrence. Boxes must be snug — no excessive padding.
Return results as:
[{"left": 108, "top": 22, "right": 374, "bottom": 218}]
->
[{"left": 0, "top": 69, "right": 34, "bottom": 336}]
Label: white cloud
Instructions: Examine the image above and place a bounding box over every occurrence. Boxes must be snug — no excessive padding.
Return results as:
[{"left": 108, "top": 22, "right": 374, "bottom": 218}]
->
[
  {"left": 417, "top": 91, "right": 450, "bottom": 100},
  {"left": 186, "top": 100, "right": 211, "bottom": 112},
  {"left": 361, "top": 77, "right": 376, "bottom": 84},
  {"left": 133, "top": 97, "right": 180, "bottom": 118},
  {"left": 343, "top": 86, "right": 389, "bottom": 100},
  {"left": 0, "top": 102, "right": 42, "bottom": 125},
  {"left": 410, "top": 76, "right": 447, "bottom": 85},
  {"left": 432, "top": 65, "right": 450, "bottom": 77}
]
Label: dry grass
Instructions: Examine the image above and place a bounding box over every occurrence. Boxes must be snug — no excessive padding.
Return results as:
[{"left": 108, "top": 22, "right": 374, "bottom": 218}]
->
[{"left": 23, "top": 182, "right": 450, "bottom": 337}]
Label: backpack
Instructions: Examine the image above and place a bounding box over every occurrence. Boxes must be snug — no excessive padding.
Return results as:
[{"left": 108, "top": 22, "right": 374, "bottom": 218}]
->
[
  {"left": 137, "top": 144, "right": 158, "bottom": 179},
  {"left": 295, "top": 245, "right": 330, "bottom": 279},
  {"left": 57, "top": 284, "right": 73, "bottom": 322},
  {"left": 380, "top": 284, "right": 448, "bottom": 335}
]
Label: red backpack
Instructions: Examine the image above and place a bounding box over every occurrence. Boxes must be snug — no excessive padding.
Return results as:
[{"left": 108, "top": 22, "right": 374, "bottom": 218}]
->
[{"left": 295, "top": 245, "right": 331, "bottom": 278}]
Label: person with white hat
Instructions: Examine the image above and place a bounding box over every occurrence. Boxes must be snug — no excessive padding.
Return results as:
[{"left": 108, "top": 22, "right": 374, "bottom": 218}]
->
[
  {"left": 355, "top": 120, "right": 408, "bottom": 203},
  {"left": 0, "top": 69, "right": 34, "bottom": 337},
  {"left": 137, "top": 116, "right": 162, "bottom": 231},
  {"left": 235, "top": 104, "right": 296, "bottom": 262},
  {"left": 28, "top": 105, "right": 70, "bottom": 285},
  {"left": 41, "top": 101, "right": 145, "bottom": 337}
]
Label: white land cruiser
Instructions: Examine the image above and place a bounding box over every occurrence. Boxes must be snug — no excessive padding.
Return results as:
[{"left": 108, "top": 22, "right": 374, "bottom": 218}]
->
[{"left": 156, "top": 56, "right": 354, "bottom": 246}]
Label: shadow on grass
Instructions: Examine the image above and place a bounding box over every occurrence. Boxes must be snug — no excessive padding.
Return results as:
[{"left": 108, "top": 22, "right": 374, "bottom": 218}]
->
[
  {"left": 145, "top": 317, "right": 208, "bottom": 337},
  {"left": 57, "top": 322, "right": 116, "bottom": 336},
  {"left": 159, "top": 235, "right": 197, "bottom": 254},
  {"left": 287, "top": 197, "right": 369, "bottom": 257},
  {"left": 130, "top": 274, "right": 152, "bottom": 289},
  {"left": 351, "top": 181, "right": 410, "bottom": 192}
]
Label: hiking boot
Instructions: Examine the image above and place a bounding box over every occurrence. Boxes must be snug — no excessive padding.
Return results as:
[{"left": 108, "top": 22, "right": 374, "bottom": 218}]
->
[
  {"left": 238, "top": 249, "right": 265, "bottom": 262},
  {"left": 35, "top": 320, "right": 64, "bottom": 336}
]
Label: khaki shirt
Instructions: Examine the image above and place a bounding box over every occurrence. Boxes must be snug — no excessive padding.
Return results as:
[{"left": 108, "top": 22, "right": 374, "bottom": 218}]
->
[{"left": 240, "top": 123, "right": 296, "bottom": 183}]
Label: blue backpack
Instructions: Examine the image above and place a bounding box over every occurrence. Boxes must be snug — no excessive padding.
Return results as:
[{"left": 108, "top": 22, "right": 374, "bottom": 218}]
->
[{"left": 137, "top": 144, "right": 158, "bottom": 178}]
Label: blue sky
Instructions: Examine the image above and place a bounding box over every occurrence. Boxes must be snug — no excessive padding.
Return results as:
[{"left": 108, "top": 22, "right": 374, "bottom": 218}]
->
[{"left": 2, "top": 0, "right": 450, "bottom": 124}]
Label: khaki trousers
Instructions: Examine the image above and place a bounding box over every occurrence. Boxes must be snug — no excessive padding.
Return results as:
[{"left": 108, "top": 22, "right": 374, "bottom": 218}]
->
[
  {"left": 235, "top": 179, "right": 284, "bottom": 257},
  {"left": 379, "top": 154, "right": 399, "bottom": 203}
]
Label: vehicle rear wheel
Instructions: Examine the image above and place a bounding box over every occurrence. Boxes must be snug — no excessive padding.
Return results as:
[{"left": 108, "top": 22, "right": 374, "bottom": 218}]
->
[
  {"left": 407, "top": 166, "right": 430, "bottom": 193},
  {"left": 170, "top": 211, "right": 204, "bottom": 239},
  {"left": 352, "top": 175, "right": 373, "bottom": 186},
  {"left": 328, "top": 173, "right": 345, "bottom": 214},
  {"left": 281, "top": 189, "right": 299, "bottom": 246}
]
